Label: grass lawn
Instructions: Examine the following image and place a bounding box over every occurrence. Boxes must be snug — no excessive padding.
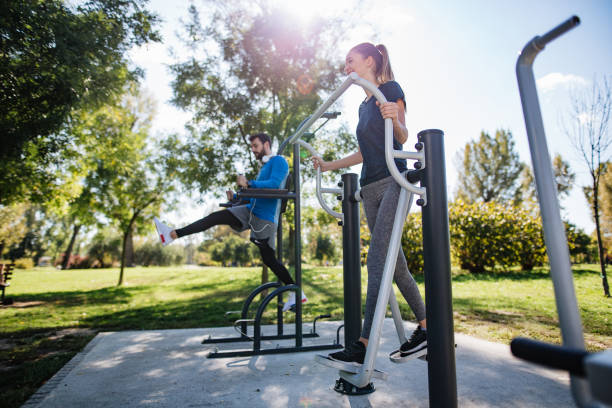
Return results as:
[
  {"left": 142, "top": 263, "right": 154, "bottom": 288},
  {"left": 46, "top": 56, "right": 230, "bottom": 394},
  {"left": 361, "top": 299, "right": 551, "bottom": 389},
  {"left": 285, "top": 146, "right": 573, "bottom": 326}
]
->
[{"left": 0, "top": 264, "right": 610, "bottom": 408}]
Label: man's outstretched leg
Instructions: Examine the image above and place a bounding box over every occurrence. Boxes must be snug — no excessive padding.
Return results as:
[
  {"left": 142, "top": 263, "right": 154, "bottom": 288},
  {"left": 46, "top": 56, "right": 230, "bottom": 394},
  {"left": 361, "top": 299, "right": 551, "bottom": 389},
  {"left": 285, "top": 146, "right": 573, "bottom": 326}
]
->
[{"left": 155, "top": 209, "right": 243, "bottom": 245}]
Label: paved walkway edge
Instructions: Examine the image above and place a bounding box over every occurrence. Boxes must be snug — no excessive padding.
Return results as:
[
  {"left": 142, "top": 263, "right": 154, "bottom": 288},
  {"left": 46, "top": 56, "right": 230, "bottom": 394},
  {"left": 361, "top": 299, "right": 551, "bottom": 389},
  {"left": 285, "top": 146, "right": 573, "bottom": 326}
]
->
[{"left": 22, "top": 333, "right": 107, "bottom": 408}]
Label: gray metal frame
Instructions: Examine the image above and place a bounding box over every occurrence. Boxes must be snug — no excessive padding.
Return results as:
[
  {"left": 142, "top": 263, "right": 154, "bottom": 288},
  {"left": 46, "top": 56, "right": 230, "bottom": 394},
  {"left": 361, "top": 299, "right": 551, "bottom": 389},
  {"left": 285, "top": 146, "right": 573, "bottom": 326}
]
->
[
  {"left": 516, "top": 15, "right": 589, "bottom": 404},
  {"left": 515, "top": 15, "right": 612, "bottom": 408}
]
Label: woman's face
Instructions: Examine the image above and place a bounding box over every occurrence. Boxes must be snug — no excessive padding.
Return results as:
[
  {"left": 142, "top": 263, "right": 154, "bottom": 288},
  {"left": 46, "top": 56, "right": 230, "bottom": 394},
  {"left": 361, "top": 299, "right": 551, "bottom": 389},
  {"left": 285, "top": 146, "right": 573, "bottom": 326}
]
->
[{"left": 344, "top": 50, "right": 373, "bottom": 77}]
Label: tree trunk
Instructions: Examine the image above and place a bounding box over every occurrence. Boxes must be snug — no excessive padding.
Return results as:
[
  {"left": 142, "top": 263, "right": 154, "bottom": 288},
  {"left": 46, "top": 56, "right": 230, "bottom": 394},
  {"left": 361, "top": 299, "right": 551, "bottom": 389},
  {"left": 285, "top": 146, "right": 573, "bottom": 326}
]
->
[
  {"left": 593, "top": 182, "right": 611, "bottom": 297},
  {"left": 118, "top": 217, "right": 137, "bottom": 286},
  {"left": 118, "top": 229, "right": 128, "bottom": 286},
  {"left": 125, "top": 228, "right": 134, "bottom": 267},
  {"left": 61, "top": 224, "right": 81, "bottom": 270}
]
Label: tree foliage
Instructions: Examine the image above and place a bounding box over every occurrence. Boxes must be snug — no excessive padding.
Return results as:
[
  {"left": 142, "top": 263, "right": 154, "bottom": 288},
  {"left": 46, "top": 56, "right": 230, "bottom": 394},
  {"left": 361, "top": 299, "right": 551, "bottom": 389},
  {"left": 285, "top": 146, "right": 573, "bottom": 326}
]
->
[
  {"left": 455, "top": 129, "right": 524, "bottom": 204},
  {"left": 167, "top": 1, "right": 356, "bottom": 195},
  {"left": 520, "top": 153, "right": 575, "bottom": 203},
  {"left": 83, "top": 85, "right": 175, "bottom": 285},
  {"left": 0, "top": 203, "right": 28, "bottom": 258},
  {"left": 0, "top": 0, "right": 160, "bottom": 204}
]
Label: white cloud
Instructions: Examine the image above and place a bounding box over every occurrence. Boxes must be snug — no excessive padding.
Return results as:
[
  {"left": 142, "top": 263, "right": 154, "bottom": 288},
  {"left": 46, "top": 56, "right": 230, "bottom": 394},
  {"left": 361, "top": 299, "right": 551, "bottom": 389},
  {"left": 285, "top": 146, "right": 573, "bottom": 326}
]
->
[{"left": 537, "top": 72, "right": 588, "bottom": 93}]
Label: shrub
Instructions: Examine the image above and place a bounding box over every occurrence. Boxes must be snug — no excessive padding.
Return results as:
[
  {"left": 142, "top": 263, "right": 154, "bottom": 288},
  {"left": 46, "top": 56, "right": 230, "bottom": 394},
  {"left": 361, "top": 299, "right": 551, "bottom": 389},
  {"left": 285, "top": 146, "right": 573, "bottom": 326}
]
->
[
  {"left": 565, "top": 223, "right": 596, "bottom": 264},
  {"left": 54, "top": 253, "right": 94, "bottom": 269},
  {"left": 209, "top": 235, "right": 252, "bottom": 267},
  {"left": 313, "top": 233, "right": 339, "bottom": 264},
  {"left": 134, "top": 241, "right": 185, "bottom": 266},
  {"left": 449, "top": 200, "right": 546, "bottom": 273},
  {"left": 13, "top": 257, "right": 34, "bottom": 269},
  {"left": 87, "top": 232, "right": 122, "bottom": 268},
  {"left": 401, "top": 213, "right": 424, "bottom": 275}
]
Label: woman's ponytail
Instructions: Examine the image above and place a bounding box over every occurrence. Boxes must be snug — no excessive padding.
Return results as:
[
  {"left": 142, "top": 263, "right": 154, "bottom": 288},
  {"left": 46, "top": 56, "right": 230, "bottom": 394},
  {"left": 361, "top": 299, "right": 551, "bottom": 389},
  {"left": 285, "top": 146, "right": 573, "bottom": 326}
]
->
[{"left": 375, "top": 44, "right": 395, "bottom": 83}]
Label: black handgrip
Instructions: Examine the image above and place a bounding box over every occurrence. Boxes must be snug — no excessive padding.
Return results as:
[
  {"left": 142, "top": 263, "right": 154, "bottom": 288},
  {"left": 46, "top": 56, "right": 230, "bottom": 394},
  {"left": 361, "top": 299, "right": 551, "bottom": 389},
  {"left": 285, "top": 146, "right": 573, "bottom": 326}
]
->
[
  {"left": 322, "top": 111, "right": 341, "bottom": 119},
  {"left": 236, "top": 188, "right": 294, "bottom": 199},
  {"left": 406, "top": 169, "right": 424, "bottom": 184},
  {"left": 510, "top": 337, "right": 588, "bottom": 377}
]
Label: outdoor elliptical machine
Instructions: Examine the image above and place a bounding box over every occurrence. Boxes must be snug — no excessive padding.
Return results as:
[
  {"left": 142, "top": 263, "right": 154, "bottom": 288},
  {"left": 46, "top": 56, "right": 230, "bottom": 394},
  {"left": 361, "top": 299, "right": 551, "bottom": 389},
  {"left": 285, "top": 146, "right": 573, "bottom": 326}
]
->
[
  {"left": 512, "top": 15, "right": 612, "bottom": 407},
  {"left": 282, "top": 72, "right": 458, "bottom": 406}
]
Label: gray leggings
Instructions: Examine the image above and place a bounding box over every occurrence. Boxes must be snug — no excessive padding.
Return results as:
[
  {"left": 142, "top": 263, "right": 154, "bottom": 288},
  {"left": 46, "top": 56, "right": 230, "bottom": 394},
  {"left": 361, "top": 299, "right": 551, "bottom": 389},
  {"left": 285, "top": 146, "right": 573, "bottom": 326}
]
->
[{"left": 361, "top": 176, "right": 426, "bottom": 339}]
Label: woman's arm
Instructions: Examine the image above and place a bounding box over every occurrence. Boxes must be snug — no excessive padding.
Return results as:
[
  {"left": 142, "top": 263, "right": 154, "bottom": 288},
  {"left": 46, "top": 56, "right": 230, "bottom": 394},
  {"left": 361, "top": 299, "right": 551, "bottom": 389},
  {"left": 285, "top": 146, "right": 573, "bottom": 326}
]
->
[
  {"left": 312, "top": 150, "right": 363, "bottom": 172},
  {"left": 377, "top": 99, "right": 409, "bottom": 144}
]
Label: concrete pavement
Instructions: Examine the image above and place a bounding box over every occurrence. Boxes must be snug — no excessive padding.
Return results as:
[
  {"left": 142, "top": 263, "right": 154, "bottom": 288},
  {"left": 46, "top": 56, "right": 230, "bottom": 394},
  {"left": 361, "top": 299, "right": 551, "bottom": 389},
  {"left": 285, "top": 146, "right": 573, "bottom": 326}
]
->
[{"left": 22, "top": 319, "right": 574, "bottom": 407}]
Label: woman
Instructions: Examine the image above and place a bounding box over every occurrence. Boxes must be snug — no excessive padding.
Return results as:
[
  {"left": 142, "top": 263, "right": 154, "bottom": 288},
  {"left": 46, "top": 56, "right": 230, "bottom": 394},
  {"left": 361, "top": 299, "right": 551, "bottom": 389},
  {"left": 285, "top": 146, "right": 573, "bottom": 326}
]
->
[{"left": 313, "top": 43, "right": 427, "bottom": 365}]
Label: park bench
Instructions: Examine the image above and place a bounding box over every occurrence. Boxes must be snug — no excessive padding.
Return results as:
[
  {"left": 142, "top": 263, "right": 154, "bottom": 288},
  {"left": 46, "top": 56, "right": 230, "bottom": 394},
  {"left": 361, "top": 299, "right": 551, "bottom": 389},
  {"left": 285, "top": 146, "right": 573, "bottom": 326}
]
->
[{"left": 0, "top": 263, "right": 15, "bottom": 305}]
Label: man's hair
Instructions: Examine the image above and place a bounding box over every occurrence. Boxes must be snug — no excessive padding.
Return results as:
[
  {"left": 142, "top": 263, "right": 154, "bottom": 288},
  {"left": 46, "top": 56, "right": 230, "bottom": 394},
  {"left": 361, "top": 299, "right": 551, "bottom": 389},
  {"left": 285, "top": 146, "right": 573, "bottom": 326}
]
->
[{"left": 248, "top": 133, "right": 271, "bottom": 147}]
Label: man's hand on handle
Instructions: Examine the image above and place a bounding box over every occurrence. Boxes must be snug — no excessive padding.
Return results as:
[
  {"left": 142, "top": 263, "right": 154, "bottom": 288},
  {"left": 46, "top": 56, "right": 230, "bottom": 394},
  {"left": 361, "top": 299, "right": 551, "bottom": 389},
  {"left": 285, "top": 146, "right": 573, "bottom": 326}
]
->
[{"left": 237, "top": 174, "right": 248, "bottom": 188}]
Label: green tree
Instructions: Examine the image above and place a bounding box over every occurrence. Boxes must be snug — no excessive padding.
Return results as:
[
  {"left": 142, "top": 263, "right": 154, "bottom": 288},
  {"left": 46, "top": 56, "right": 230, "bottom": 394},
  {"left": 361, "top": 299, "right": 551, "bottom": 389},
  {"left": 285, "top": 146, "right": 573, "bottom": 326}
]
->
[
  {"left": 167, "top": 2, "right": 355, "bottom": 194},
  {"left": 87, "top": 228, "right": 122, "bottom": 268},
  {"left": 520, "top": 153, "right": 576, "bottom": 204},
  {"left": 86, "top": 85, "right": 175, "bottom": 285},
  {"left": 456, "top": 129, "right": 524, "bottom": 204},
  {"left": 0, "top": 0, "right": 160, "bottom": 204},
  {"left": 0, "top": 203, "right": 28, "bottom": 259},
  {"left": 565, "top": 222, "right": 595, "bottom": 264},
  {"left": 598, "top": 164, "right": 612, "bottom": 254}
]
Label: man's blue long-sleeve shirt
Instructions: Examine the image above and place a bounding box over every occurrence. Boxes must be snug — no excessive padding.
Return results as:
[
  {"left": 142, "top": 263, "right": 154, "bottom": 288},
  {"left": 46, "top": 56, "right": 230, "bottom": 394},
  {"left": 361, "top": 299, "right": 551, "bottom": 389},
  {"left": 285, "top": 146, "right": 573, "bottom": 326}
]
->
[{"left": 246, "top": 156, "right": 289, "bottom": 223}]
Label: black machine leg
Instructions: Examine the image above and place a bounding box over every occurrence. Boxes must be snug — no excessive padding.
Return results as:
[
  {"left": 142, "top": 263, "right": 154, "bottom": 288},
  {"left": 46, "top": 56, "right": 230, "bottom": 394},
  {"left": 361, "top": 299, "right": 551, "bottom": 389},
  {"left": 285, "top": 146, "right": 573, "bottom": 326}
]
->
[
  {"left": 293, "top": 143, "right": 303, "bottom": 347},
  {"left": 419, "top": 129, "right": 457, "bottom": 408},
  {"left": 341, "top": 173, "right": 361, "bottom": 347}
]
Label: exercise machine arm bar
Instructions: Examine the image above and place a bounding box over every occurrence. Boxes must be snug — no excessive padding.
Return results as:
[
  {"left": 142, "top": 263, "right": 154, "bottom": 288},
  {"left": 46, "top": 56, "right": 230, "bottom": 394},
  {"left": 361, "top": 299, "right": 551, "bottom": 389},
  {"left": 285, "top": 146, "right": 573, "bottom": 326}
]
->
[
  {"left": 278, "top": 74, "right": 426, "bottom": 202},
  {"left": 295, "top": 139, "right": 343, "bottom": 220},
  {"left": 349, "top": 73, "right": 426, "bottom": 202}
]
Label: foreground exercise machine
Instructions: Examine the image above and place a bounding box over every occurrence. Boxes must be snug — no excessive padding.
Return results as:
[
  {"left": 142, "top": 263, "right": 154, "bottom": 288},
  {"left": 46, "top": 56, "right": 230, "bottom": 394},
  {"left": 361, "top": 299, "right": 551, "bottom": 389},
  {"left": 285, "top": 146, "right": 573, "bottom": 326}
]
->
[
  {"left": 512, "top": 15, "right": 612, "bottom": 407},
  {"left": 284, "top": 72, "right": 457, "bottom": 405}
]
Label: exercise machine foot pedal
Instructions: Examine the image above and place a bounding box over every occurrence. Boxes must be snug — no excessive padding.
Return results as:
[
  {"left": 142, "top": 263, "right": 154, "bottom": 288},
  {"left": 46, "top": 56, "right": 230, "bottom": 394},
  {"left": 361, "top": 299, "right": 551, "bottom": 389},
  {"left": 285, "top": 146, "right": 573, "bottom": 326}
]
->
[
  {"left": 333, "top": 378, "right": 375, "bottom": 395},
  {"left": 314, "top": 354, "right": 387, "bottom": 380},
  {"left": 389, "top": 347, "right": 428, "bottom": 364}
]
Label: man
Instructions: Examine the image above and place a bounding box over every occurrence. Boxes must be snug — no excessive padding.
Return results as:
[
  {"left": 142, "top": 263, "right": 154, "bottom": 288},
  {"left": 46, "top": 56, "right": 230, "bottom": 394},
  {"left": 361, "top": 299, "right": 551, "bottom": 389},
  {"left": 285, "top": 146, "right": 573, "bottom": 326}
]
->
[{"left": 154, "top": 133, "right": 306, "bottom": 311}]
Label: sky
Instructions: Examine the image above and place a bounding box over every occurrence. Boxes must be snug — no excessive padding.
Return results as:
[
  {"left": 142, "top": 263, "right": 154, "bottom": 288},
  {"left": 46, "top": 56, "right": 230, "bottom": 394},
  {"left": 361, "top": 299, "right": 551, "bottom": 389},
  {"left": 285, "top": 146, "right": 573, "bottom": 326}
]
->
[{"left": 129, "top": 0, "right": 612, "bottom": 233}]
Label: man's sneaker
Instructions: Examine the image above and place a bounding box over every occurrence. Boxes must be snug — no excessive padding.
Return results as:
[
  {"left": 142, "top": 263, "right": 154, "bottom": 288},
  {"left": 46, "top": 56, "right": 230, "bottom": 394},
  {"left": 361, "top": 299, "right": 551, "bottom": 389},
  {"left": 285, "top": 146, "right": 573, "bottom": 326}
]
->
[
  {"left": 389, "top": 326, "right": 427, "bottom": 363},
  {"left": 154, "top": 217, "right": 174, "bottom": 246},
  {"left": 328, "top": 340, "right": 366, "bottom": 366},
  {"left": 282, "top": 290, "right": 308, "bottom": 312}
]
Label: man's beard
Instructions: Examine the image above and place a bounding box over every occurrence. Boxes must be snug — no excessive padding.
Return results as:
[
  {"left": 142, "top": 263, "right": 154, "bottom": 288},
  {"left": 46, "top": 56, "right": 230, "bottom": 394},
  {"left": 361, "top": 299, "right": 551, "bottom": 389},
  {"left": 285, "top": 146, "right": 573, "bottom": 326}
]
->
[{"left": 254, "top": 151, "right": 264, "bottom": 160}]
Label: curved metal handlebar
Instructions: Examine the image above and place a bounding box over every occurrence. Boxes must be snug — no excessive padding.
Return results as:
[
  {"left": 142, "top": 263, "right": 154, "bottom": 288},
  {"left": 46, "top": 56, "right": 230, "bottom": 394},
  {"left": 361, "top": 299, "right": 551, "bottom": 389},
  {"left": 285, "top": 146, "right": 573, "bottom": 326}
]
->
[
  {"left": 295, "top": 139, "right": 343, "bottom": 220},
  {"left": 280, "top": 72, "right": 426, "bottom": 203},
  {"left": 348, "top": 73, "right": 426, "bottom": 203}
]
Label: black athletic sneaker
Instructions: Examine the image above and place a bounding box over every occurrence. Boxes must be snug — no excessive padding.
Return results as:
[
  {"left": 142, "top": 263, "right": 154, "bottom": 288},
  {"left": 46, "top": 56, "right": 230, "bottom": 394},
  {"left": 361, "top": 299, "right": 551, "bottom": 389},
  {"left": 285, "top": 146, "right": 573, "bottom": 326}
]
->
[
  {"left": 389, "top": 326, "right": 427, "bottom": 362},
  {"left": 328, "top": 340, "right": 366, "bottom": 365}
]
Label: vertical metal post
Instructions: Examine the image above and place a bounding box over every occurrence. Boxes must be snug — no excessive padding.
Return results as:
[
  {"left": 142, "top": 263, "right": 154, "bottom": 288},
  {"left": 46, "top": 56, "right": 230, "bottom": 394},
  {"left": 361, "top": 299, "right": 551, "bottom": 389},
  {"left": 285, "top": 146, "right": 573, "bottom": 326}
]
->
[
  {"left": 515, "top": 16, "right": 592, "bottom": 406},
  {"left": 419, "top": 129, "right": 457, "bottom": 408},
  {"left": 277, "top": 215, "right": 284, "bottom": 335},
  {"left": 293, "top": 143, "right": 303, "bottom": 347},
  {"left": 341, "top": 173, "right": 361, "bottom": 346}
]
